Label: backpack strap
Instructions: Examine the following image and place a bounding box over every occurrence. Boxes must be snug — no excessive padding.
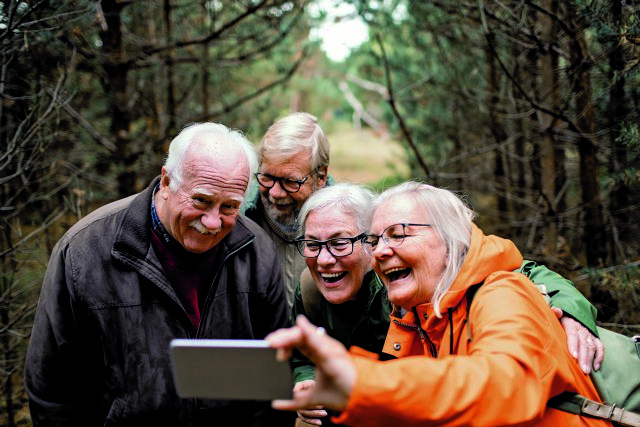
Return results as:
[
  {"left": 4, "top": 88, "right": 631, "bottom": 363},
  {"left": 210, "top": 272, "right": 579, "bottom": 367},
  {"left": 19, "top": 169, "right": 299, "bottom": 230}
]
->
[
  {"left": 300, "top": 268, "right": 323, "bottom": 326},
  {"left": 465, "top": 282, "right": 483, "bottom": 342},
  {"left": 548, "top": 392, "right": 640, "bottom": 426}
]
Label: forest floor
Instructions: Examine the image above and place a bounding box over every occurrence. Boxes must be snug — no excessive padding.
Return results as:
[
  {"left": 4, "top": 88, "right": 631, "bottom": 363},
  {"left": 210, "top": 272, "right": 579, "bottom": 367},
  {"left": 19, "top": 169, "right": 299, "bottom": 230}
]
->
[{"left": 327, "top": 124, "right": 409, "bottom": 188}]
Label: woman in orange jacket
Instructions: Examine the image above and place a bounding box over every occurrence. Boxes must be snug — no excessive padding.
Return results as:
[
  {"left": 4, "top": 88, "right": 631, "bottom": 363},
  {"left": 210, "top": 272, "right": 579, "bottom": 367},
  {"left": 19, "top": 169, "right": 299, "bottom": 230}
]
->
[{"left": 268, "top": 181, "right": 610, "bottom": 426}]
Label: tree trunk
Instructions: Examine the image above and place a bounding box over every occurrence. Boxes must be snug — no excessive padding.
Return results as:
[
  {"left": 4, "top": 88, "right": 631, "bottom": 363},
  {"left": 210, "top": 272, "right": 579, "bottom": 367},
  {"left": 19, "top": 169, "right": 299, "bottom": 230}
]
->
[
  {"left": 607, "top": 0, "right": 629, "bottom": 263},
  {"left": 484, "top": 32, "right": 509, "bottom": 218},
  {"left": 537, "top": 0, "right": 561, "bottom": 259},
  {"left": 100, "top": 0, "right": 134, "bottom": 197},
  {"left": 567, "top": 9, "right": 607, "bottom": 267},
  {"left": 163, "top": 0, "right": 177, "bottom": 139}
]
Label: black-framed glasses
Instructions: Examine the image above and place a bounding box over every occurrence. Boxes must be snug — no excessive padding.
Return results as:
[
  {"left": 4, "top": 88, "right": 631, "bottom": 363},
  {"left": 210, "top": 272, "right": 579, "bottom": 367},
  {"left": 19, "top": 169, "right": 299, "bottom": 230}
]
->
[
  {"left": 254, "top": 169, "right": 318, "bottom": 194},
  {"left": 365, "top": 223, "right": 432, "bottom": 250},
  {"left": 295, "top": 233, "right": 367, "bottom": 258}
]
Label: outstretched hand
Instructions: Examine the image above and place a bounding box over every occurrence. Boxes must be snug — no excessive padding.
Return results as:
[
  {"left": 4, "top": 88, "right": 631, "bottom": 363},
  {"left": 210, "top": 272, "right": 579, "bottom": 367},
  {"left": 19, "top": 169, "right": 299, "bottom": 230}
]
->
[
  {"left": 266, "top": 315, "right": 355, "bottom": 413},
  {"left": 551, "top": 307, "right": 604, "bottom": 374}
]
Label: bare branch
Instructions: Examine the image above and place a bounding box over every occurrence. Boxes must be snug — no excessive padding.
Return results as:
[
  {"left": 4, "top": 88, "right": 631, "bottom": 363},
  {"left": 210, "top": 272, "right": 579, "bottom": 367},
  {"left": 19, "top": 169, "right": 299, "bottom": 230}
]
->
[
  {"left": 199, "top": 46, "right": 311, "bottom": 121},
  {"left": 0, "top": 206, "right": 68, "bottom": 258},
  {"left": 338, "top": 81, "right": 386, "bottom": 134},
  {"left": 375, "top": 33, "right": 432, "bottom": 180},
  {"left": 45, "top": 88, "right": 117, "bottom": 152},
  {"left": 345, "top": 74, "right": 389, "bottom": 98}
]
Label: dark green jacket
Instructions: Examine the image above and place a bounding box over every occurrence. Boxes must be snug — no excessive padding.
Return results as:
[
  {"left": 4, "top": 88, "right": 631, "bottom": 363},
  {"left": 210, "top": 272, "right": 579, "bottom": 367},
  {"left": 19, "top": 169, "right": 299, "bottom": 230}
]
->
[
  {"left": 517, "top": 259, "right": 598, "bottom": 335},
  {"left": 290, "top": 270, "right": 391, "bottom": 383}
]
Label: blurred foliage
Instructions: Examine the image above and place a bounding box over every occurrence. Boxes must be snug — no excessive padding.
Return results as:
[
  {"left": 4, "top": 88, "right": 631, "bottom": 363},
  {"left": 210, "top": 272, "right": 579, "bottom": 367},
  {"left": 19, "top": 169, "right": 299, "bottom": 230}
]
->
[
  {"left": 583, "top": 265, "right": 640, "bottom": 335},
  {"left": 339, "top": 0, "right": 640, "bottom": 270}
]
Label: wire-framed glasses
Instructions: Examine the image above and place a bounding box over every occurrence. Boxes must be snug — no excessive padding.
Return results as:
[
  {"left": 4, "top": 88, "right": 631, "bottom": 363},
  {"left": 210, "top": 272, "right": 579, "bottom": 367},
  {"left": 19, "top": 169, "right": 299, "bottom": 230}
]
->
[
  {"left": 365, "top": 223, "right": 432, "bottom": 250},
  {"left": 254, "top": 169, "right": 318, "bottom": 193},
  {"left": 295, "top": 233, "right": 367, "bottom": 258}
]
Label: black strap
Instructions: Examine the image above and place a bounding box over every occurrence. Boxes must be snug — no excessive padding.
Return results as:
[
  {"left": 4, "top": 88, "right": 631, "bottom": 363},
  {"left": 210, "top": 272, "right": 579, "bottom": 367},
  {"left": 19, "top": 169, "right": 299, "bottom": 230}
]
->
[{"left": 465, "top": 282, "right": 483, "bottom": 342}]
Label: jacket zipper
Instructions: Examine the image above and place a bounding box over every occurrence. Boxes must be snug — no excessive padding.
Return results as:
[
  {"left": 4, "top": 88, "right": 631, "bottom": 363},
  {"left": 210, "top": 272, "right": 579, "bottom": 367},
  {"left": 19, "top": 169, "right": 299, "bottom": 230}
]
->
[
  {"left": 391, "top": 308, "right": 438, "bottom": 357},
  {"left": 196, "top": 236, "right": 256, "bottom": 337}
]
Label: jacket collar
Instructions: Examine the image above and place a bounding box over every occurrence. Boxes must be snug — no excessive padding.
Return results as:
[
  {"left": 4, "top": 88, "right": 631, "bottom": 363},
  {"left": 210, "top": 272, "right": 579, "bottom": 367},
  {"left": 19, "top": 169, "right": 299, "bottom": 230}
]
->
[
  {"left": 384, "top": 224, "right": 524, "bottom": 356},
  {"left": 437, "top": 224, "right": 523, "bottom": 313}
]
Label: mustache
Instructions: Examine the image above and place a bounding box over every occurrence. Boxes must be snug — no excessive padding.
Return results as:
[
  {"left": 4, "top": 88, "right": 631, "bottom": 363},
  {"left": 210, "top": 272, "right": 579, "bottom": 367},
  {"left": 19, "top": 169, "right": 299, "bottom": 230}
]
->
[
  {"left": 268, "top": 195, "right": 294, "bottom": 206},
  {"left": 188, "top": 219, "right": 221, "bottom": 235}
]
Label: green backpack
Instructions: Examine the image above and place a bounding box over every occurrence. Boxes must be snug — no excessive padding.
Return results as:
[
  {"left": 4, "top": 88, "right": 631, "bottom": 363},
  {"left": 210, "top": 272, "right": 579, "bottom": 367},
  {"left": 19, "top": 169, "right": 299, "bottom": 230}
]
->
[
  {"left": 466, "top": 283, "right": 640, "bottom": 426},
  {"left": 547, "top": 327, "right": 640, "bottom": 426}
]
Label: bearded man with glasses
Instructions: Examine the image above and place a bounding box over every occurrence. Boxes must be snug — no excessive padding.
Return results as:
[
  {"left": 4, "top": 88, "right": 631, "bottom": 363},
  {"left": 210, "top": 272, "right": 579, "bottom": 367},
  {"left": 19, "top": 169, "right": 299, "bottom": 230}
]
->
[{"left": 243, "top": 112, "right": 331, "bottom": 308}]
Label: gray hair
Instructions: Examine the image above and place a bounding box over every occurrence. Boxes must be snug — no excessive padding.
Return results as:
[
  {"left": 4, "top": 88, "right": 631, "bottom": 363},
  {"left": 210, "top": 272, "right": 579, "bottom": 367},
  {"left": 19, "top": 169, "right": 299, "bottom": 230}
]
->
[
  {"left": 164, "top": 122, "right": 258, "bottom": 198},
  {"left": 369, "top": 181, "right": 475, "bottom": 317},
  {"left": 297, "top": 183, "right": 375, "bottom": 238},
  {"left": 259, "top": 112, "right": 330, "bottom": 171}
]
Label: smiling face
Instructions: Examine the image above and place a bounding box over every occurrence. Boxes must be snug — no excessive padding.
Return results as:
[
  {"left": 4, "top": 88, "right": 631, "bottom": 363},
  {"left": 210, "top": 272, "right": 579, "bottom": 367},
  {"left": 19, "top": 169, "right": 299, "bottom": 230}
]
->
[
  {"left": 303, "top": 206, "right": 372, "bottom": 304},
  {"left": 156, "top": 139, "right": 249, "bottom": 253},
  {"left": 258, "top": 150, "right": 327, "bottom": 227},
  {"left": 370, "top": 195, "right": 448, "bottom": 310}
]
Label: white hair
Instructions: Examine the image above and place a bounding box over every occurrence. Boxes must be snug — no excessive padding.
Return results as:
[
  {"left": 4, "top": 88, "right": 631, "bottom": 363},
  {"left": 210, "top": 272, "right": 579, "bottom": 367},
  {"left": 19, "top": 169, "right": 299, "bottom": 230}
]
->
[
  {"left": 164, "top": 122, "right": 258, "bottom": 199},
  {"left": 297, "top": 183, "right": 375, "bottom": 239},
  {"left": 369, "top": 181, "right": 475, "bottom": 317},
  {"left": 259, "top": 112, "right": 330, "bottom": 172}
]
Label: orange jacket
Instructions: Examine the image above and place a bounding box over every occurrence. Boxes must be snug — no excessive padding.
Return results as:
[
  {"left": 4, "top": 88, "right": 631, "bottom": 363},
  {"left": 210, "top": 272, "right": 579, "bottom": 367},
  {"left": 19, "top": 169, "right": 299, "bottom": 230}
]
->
[{"left": 333, "top": 225, "right": 610, "bottom": 427}]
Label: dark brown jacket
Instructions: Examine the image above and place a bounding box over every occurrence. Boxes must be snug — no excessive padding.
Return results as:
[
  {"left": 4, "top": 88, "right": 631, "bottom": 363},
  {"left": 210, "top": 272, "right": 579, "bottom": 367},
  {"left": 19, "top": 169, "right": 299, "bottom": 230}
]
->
[{"left": 25, "top": 177, "right": 294, "bottom": 427}]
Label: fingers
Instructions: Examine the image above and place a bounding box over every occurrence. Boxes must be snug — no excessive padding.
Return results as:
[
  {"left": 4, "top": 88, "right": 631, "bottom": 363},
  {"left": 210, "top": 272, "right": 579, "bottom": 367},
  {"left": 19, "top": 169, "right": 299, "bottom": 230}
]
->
[
  {"left": 592, "top": 337, "right": 604, "bottom": 371},
  {"left": 272, "top": 382, "right": 315, "bottom": 411},
  {"left": 266, "top": 315, "right": 327, "bottom": 361},
  {"left": 265, "top": 321, "right": 306, "bottom": 361},
  {"left": 294, "top": 379, "right": 316, "bottom": 393},
  {"left": 560, "top": 315, "right": 602, "bottom": 374},
  {"left": 559, "top": 316, "right": 580, "bottom": 360},
  {"left": 551, "top": 307, "right": 563, "bottom": 320},
  {"left": 578, "top": 333, "right": 596, "bottom": 374},
  {"left": 297, "top": 407, "right": 328, "bottom": 426},
  {"left": 559, "top": 315, "right": 601, "bottom": 374},
  {"left": 269, "top": 315, "right": 355, "bottom": 412}
]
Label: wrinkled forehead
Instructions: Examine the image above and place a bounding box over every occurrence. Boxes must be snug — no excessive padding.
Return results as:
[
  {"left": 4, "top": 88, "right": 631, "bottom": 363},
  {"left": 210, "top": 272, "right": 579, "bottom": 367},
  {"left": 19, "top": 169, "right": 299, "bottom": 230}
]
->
[
  {"left": 182, "top": 143, "right": 250, "bottom": 194},
  {"left": 306, "top": 204, "right": 359, "bottom": 228},
  {"left": 371, "top": 196, "right": 424, "bottom": 230},
  {"left": 261, "top": 145, "right": 312, "bottom": 167}
]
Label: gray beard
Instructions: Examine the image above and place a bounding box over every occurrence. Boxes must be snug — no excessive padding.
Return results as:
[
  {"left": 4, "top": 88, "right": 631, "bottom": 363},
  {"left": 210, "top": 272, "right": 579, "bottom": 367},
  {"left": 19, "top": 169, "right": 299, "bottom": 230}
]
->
[{"left": 260, "top": 194, "right": 298, "bottom": 231}]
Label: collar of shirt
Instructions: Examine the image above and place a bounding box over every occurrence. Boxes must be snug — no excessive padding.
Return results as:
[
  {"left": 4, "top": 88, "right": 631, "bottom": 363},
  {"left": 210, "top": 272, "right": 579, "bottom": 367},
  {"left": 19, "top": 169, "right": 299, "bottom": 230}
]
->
[{"left": 151, "top": 182, "right": 174, "bottom": 245}]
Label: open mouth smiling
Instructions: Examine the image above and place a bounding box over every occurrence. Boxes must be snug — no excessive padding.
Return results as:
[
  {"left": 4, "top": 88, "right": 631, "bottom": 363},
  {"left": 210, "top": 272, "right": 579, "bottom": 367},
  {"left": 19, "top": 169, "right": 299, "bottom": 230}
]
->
[
  {"left": 384, "top": 267, "right": 411, "bottom": 282},
  {"left": 321, "top": 272, "right": 347, "bottom": 284}
]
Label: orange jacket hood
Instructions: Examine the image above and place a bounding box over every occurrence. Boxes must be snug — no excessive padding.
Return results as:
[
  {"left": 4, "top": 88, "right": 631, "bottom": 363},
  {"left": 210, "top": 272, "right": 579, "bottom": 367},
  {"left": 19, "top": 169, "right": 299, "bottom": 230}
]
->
[{"left": 438, "top": 224, "right": 523, "bottom": 313}]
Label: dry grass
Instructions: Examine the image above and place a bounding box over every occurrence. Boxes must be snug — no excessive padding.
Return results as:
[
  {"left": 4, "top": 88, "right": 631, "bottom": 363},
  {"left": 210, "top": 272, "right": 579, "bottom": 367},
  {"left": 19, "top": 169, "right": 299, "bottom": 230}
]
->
[{"left": 327, "top": 125, "right": 409, "bottom": 186}]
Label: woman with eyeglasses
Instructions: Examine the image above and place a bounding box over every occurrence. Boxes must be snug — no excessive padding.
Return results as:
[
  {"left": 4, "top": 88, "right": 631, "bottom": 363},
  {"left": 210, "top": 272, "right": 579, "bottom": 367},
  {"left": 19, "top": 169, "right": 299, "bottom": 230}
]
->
[
  {"left": 290, "top": 183, "right": 392, "bottom": 426},
  {"left": 270, "top": 181, "right": 610, "bottom": 427}
]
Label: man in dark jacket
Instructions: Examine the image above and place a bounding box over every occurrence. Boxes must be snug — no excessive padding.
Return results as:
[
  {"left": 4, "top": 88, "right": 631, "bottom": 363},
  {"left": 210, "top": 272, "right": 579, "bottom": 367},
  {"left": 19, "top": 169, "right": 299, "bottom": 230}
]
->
[{"left": 24, "top": 122, "right": 295, "bottom": 426}]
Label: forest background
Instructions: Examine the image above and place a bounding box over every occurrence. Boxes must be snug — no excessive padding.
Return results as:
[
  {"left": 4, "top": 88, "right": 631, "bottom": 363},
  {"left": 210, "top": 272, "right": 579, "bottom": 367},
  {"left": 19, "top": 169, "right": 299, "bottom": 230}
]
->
[{"left": 2, "top": 1, "right": 640, "bottom": 425}]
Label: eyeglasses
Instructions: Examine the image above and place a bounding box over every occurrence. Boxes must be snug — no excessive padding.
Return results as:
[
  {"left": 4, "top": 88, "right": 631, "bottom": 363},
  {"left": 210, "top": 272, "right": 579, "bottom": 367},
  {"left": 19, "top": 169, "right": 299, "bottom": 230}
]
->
[
  {"left": 365, "top": 223, "right": 432, "bottom": 250},
  {"left": 295, "top": 233, "right": 367, "bottom": 258},
  {"left": 254, "top": 169, "right": 318, "bottom": 194}
]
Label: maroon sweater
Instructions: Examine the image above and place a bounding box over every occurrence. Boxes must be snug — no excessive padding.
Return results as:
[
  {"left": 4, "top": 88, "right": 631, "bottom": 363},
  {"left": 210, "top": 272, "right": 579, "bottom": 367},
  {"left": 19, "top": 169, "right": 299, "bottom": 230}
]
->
[{"left": 151, "top": 229, "right": 219, "bottom": 331}]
